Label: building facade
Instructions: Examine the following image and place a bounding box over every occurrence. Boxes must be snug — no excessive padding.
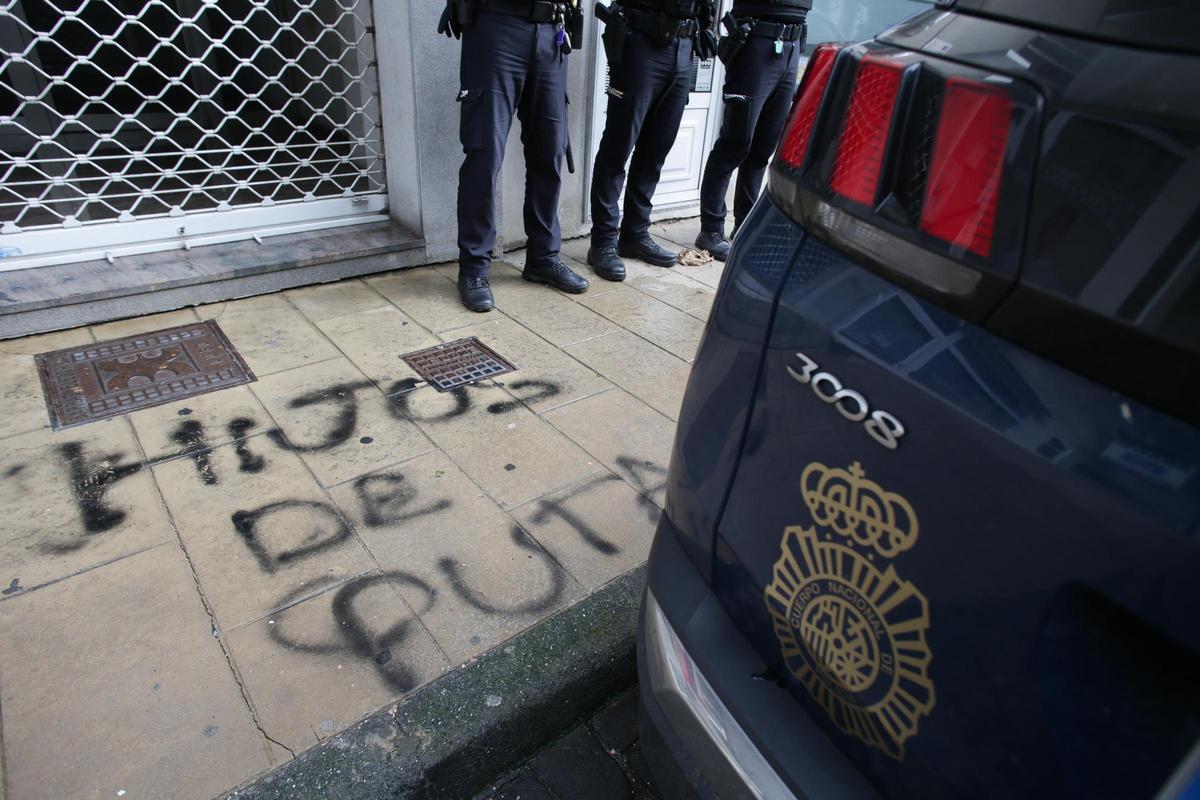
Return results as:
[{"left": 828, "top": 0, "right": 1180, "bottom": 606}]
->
[{"left": 0, "top": 0, "right": 921, "bottom": 336}]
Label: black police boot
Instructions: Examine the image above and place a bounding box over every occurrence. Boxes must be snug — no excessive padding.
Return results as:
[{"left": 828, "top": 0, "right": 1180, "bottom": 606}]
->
[
  {"left": 695, "top": 230, "right": 731, "bottom": 262},
  {"left": 523, "top": 260, "right": 590, "bottom": 294},
  {"left": 586, "top": 245, "right": 626, "bottom": 282},
  {"left": 618, "top": 232, "right": 677, "bottom": 268},
  {"left": 457, "top": 272, "right": 494, "bottom": 312}
]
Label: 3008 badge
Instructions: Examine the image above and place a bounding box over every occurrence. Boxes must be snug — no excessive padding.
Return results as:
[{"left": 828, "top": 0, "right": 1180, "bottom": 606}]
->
[{"left": 788, "top": 352, "right": 905, "bottom": 450}]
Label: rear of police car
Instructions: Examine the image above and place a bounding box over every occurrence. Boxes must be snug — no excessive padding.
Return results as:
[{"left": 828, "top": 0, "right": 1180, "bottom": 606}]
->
[{"left": 638, "top": 2, "right": 1200, "bottom": 798}]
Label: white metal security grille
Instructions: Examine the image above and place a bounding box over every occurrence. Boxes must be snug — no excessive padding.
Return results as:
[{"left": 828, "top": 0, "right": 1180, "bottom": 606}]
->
[{"left": 0, "top": 0, "right": 387, "bottom": 270}]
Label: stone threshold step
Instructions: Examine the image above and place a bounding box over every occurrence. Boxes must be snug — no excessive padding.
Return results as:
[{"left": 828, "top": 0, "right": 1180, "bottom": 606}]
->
[
  {"left": 226, "top": 565, "right": 645, "bottom": 800},
  {"left": 0, "top": 221, "right": 424, "bottom": 340}
]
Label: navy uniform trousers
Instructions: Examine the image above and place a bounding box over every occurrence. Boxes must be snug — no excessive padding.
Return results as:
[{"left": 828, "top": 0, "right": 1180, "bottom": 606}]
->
[
  {"left": 458, "top": 11, "right": 569, "bottom": 277},
  {"left": 590, "top": 32, "right": 694, "bottom": 247},
  {"left": 699, "top": 34, "right": 800, "bottom": 234}
]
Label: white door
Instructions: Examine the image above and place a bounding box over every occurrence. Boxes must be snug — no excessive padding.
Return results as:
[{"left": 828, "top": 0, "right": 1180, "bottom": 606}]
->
[
  {"left": 586, "top": 6, "right": 729, "bottom": 218},
  {"left": 652, "top": 56, "right": 720, "bottom": 205}
]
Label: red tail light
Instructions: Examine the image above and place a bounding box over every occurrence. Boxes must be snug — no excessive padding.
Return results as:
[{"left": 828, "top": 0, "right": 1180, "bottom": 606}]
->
[
  {"left": 768, "top": 42, "right": 1034, "bottom": 317},
  {"left": 777, "top": 44, "right": 839, "bottom": 168},
  {"left": 829, "top": 55, "right": 905, "bottom": 205},
  {"left": 919, "top": 78, "right": 1012, "bottom": 257}
]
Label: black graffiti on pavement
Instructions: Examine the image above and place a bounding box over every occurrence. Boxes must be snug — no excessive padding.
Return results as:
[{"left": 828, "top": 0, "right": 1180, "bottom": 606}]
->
[
  {"left": 231, "top": 500, "right": 353, "bottom": 573},
  {"left": 615, "top": 456, "right": 668, "bottom": 523},
  {"left": 169, "top": 419, "right": 217, "bottom": 486},
  {"left": 228, "top": 417, "right": 267, "bottom": 473},
  {"left": 54, "top": 441, "right": 144, "bottom": 541},
  {"left": 529, "top": 472, "right": 623, "bottom": 555},
  {"left": 268, "top": 572, "right": 437, "bottom": 693},
  {"left": 386, "top": 378, "right": 472, "bottom": 423},
  {"left": 353, "top": 472, "right": 451, "bottom": 527},
  {"left": 267, "top": 380, "right": 376, "bottom": 453},
  {"left": 22, "top": 374, "right": 574, "bottom": 545},
  {"left": 150, "top": 417, "right": 268, "bottom": 486},
  {"left": 438, "top": 525, "right": 567, "bottom": 615},
  {"left": 485, "top": 380, "right": 562, "bottom": 414},
  {"left": 387, "top": 377, "right": 566, "bottom": 421}
]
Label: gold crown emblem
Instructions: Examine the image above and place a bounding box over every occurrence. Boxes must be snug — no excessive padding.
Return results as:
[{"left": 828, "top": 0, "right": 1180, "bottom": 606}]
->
[{"left": 801, "top": 461, "right": 918, "bottom": 557}]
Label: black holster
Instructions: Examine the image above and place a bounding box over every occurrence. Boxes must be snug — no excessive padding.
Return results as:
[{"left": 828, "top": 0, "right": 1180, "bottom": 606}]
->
[
  {"left": 455, "top": 0, "right": 476, "bottom": 28},
  {"left": 567, "top": 5, "right": 584, "bottom": 48},
  {"left": 716, "top": 13, "right": 749, "bottom": 65},
  {"left": 596, "top": 2, "right": 628, "bottom": 67}
]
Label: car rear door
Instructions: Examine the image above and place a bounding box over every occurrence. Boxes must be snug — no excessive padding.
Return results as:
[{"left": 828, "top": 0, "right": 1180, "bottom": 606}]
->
[{"left": 711, "top": 9, "right": 1200, "bottom": 799}]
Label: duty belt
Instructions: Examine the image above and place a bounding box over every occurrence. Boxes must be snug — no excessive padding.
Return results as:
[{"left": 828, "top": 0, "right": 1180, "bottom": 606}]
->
[
  {"left": 623, "top": 7, "right": 699, "bottom": 39},
  {"left": 475, "top": 0, "right": 557, "bottom": 22},
  {"left": 747, "top": 19, "right": 805, "bottom": 40}
]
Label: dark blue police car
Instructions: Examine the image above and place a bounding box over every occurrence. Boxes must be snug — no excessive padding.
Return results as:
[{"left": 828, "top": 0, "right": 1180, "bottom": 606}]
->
[{"left": 637, "top": 1, "right": 1200, "bottom": 798}]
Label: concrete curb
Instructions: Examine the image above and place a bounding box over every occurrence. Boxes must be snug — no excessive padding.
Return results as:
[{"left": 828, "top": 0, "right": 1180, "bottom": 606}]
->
[{"left": 225, "top": 565, "right": 646, "bottom": 800}]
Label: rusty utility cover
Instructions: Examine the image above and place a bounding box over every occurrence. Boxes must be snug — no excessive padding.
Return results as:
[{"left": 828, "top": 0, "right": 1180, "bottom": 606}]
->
[
  {"left": 400, "top": 337, "right": 516, "bottom": 392},
  {"left": 35, "top": 320, "right": 255, "bottom": 430}
]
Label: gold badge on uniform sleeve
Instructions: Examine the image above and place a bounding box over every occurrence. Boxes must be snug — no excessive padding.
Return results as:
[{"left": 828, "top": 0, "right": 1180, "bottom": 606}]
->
[{"left": 765, "top": 461, "right": 935, "bottom": 760}]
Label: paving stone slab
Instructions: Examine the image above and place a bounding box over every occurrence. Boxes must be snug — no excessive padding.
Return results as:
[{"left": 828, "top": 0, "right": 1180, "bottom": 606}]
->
[
  {"left": 581, "top": 286, "right": 706, "bottom": 362},
  {"left": 511, "top": 473, "right": 659, "bottom": 592},
  {"left": 626, "top": 270, "right": 716, "bottom": 315},
  {"left": 198, "top": 294, "right": 341, "bottom": 376},
  {"left": 224, "top": 571, "right": 451, "bottom": 754},
  {"left": 328, "top": 451, "right": 584, "bottom": 665},
  {"left": 0, "top": 327, "right": 94, "bottom": 440},
  {"left": 0, "top": 544, "right": 272, "bottom": 800},
  {"left": 130, "top": 383, "right": 271, "bottom": 463},
  {"left": 590, "top": 689, "right": 640, "bottom": 754},
  {"left": 650, "top": 218, "right": 705, "bottom": 249},
  {"left": 285, "top": 279, "right": 389, "bottom": 322},
  {"left": 395, "top": 382, "right": 599, "bottom": 509},
  {"left": 531, "top": 726, "right": 632, "bottom": 800},
  {"left": 368, "top": 267, "right": 483, "bottom": 334},
  {"left": 689, "top": 304, "right": 712, "bottom": 322},
  {"left": 485, "top": 772, "right": 556, "bottom": 800},
  {"left": 443, "top": 316, "right": 613, "bottom": 414},
  {"left": 153, "top": 442, "right": 376, "bottom": 629},
  {"left": 89, "top": 307, "right": 201, "bottom": 340},
  {"left": 564, "top": 331, "right": 690, "bottom": 421},
  {"left": 675, "top": 257, "right": 726, "bottom": 289},
  {"left": 542, "top": 389, "right": 672, "bottom": 509},
  {"left": 318, "top": 304, "right": 441, "bottom": 391},
  {"left": 485, "top": 262, "right": 619, "bottom": 347},
  {"left": 251, "top": 358, "right": 434, "bottom": 487},
  {"left": 0, "top": 419, "right": 174, "bottom": 593}
]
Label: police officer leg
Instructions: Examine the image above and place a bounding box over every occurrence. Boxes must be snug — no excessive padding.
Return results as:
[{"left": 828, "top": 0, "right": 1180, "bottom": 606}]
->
[
  {"left": 518, "top": 21, "right": 589, "bottom": 293},
  {"left": 456, "top": 12, "right": 528, "bottom": 310},
  {"left": 696, "top": 38, "right": 765, "bottom": 259},
  {"left": 588, "top": 33, "right": 660, "bottom": 279},
  {"left": 618, "top": 36, "right": 692, "bottom": 268},
  {"left": 731, "top": 40, "right": 800, "bottom": 232}
]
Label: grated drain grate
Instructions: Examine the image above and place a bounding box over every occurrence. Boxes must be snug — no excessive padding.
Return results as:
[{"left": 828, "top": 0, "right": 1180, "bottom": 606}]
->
[
  {"left": 35, "top": 320, "right": 255, "bottom": 430},
  {"left": 400, "top": 337, "right": 516, "bottom": 392}
]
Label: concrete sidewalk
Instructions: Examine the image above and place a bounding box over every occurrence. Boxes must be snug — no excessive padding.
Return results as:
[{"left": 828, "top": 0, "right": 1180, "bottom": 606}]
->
[{"left": 0, "top": 218, "right": 717, "bottom": 800}]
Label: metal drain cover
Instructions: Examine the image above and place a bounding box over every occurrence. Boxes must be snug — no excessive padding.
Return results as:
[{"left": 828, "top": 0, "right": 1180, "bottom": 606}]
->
[
  {"left": 35, "top": 320, "right": 255, "bottom": 430},
  {"left": 400, "top": 337, "right": 516, "bottom": 392}
]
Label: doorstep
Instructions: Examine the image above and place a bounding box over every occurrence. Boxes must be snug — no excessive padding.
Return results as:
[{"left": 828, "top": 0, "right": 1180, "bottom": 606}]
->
[{"left": 0, "top": 221, "right": 424, "bottom": 339}]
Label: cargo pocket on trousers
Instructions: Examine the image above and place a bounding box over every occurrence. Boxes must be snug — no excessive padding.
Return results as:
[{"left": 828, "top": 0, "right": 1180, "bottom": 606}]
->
[
  {"left": 720, "top": 92, "right": 754, "bottom": 146},
  {"left": 458, "top": 88, "right": 485, "bottom": 153}
]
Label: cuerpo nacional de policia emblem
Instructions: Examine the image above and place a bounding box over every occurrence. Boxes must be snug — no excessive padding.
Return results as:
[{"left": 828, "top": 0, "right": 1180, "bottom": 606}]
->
[{"left": 765, "top": 461, "right": 935, "bottom": 759}]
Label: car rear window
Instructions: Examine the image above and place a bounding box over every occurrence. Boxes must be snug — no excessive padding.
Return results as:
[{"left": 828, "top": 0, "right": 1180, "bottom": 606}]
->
[{"left": 951, "top": 0, "right": 1200, "bottom": 53}]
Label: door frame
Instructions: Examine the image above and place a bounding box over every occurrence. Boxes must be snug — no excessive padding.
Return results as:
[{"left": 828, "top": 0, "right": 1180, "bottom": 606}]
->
[{"left": 583, "top": 1, "right": 732, "bottom": 222}]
